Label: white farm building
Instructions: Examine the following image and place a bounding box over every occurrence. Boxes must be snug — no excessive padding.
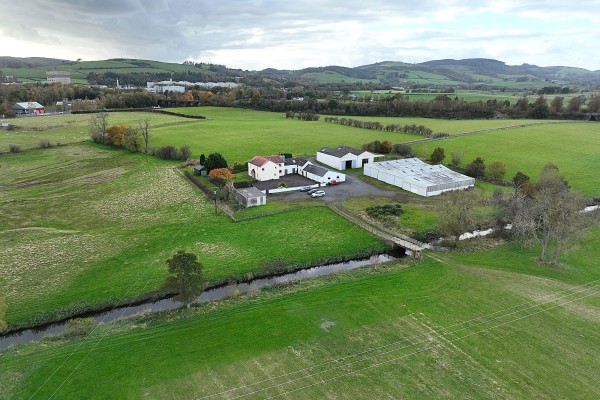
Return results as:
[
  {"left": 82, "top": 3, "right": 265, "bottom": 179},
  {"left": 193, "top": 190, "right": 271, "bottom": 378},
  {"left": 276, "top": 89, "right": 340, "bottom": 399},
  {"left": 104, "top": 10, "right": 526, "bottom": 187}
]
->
[
  {"left": 300, "top": 163, "right": 346, "bottom": 184},
  {"left": 317, "top": 145, "right": 381, "bottom": 170},
  {"left": 364, "top": 158, "right": 474, "bottom": 197}
]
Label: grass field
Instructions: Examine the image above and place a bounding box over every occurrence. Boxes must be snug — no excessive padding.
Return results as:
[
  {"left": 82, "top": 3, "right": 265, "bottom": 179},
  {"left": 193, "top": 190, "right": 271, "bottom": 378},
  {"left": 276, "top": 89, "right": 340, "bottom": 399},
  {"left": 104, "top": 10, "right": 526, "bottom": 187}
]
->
[
  {"left": 412, "top": 122, "right": 600, "bottom": 196},
  {"left": 155, "top": 107, "right": 573, "bottom": 162},
  {"left": 354, "top": 89, "right": 598, "bottom": 105},
  {"left": 4, "top": 108, "right": 596, "bottom": 197},
  {"left": 0, "top": 112, "right": 198, "bottom": 153},
  {"left": 1, "top": 106, "right": 599, "bottom": 399},
  {"left": 0, "top": 143, "right": 385, "bottom": 328},
  {"left": 1, "top": 227, "right": 599, "bottom": 399}
]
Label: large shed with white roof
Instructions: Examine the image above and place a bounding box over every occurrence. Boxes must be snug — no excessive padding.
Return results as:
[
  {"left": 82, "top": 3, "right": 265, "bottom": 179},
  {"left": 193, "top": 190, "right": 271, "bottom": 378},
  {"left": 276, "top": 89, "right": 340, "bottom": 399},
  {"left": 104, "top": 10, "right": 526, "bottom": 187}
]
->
[{"left": 364, "top": 158, "right": 474, "bottom": 197}]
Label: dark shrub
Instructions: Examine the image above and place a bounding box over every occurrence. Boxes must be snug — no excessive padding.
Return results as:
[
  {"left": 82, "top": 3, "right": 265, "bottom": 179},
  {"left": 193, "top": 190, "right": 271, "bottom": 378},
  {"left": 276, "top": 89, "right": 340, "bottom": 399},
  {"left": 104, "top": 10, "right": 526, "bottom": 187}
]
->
[
  {"left": 8, "top": 144, "right": 21, "bottom": 153},
  {"left": 366, "top": 203, "right": 404, "bottom": 218},
  {"left": 392, "top": 144, "right": 415, "bottom": 157},
  {"left": 178, "top": 145, "right": 191, "bottom": 160},
  {"left": 38, "top": 140, "right": 52, "bottom": 148},
  {"left": 64, "top": 317, "right": 96, "bottom": 337},
  {"left": 156, "top": 145, "right": 178, "bottom": 159}
]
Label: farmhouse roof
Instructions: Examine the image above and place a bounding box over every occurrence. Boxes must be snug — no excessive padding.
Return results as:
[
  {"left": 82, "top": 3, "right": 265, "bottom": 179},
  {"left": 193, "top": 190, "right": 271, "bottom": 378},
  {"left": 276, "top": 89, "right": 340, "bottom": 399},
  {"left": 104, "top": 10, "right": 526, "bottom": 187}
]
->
[
  {"left": 303, "top": 163, "right": 330, "bottom": 177},
  {"left": 284, "top": 157, "right": 309, "bottom": 167},
  {"left": 248, "top": 155, "right": 284, "bottom": 167},
  {"left": 13, "top": 102, "right": 44, "bottom": 110},
  {"left": 318, "top": 145, "right": 365, "bottom": 158}
]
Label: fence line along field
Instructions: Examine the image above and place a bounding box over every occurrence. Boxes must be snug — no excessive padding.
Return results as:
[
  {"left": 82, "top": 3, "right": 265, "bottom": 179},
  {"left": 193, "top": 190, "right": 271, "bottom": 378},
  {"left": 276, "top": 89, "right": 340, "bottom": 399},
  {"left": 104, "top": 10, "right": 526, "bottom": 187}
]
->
[
  {"left": 0, "top": 143, "right": 385, "bottom": 329},
  {"left": 1, "top": 227, "right": 599, "bottom": 399}
]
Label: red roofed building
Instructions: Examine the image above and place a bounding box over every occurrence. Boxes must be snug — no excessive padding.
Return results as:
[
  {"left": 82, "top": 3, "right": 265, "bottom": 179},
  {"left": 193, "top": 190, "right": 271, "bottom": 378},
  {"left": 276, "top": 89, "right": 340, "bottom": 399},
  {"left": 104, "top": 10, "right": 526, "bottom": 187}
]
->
[{"left": 248, "top": 155, "right": 286, "bottom": 181}]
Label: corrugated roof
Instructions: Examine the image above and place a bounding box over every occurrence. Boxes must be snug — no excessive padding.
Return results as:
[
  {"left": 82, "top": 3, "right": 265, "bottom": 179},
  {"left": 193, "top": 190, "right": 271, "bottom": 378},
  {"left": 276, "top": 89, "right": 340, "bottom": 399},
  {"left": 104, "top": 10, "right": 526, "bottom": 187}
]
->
[
  {"left": 303, "top": 164, "right": 330, "bottom": 177},
  {"left": 366, "top": 158, "right": 474, "bottom": 187},
  {"left": 13, "top": 102, "right": 44, "bottom": 109}
]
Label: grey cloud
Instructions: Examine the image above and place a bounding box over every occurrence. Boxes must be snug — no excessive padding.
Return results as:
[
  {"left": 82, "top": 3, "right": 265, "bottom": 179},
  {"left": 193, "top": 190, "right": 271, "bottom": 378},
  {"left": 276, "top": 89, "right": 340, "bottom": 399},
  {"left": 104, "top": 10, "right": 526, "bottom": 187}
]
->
[{"left": 2, "top": 0, "right": 599, "bottom": 69}]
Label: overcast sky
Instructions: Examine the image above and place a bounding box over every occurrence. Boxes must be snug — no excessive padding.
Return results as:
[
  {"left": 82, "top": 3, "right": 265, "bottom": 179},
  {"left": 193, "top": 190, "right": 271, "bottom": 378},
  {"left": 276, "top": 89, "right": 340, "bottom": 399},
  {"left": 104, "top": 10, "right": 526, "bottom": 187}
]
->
[{"left": 2, "top": 0, "right": 599, "bottom": 71}]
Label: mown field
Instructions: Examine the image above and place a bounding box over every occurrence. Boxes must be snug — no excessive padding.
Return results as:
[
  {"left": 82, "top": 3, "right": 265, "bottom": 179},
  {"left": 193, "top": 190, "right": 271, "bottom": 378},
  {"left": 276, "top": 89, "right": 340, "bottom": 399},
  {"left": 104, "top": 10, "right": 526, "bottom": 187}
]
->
[
  {"left": 0, "top": 143, "right": 385, "bottom": 328},
  {"left": 1, "top": 227, "right": 599, "bottom": 399}
]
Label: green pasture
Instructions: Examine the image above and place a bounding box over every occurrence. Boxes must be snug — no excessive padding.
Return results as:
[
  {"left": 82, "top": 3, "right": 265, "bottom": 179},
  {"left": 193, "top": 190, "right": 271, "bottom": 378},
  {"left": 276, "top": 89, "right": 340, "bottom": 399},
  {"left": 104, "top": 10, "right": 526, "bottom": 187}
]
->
[
  {"left": 155, "top": 107, "right": 572, "bottom": 162},
  {"left": 413, "top": 122, "right": 600, "bottom": 196},
  {"left": 2, "top": 227, "right": 599, "bottom": 399},
  {"left": 152, "top": 107, "right": 416, "bottom": 161},
  {"left": 0, "top": 143, "right": 384, "bottom": 328},
  {"left": 5, "top": 108, "right": 595, "bottom": 197},
  {"left": 0, "top": 112, "right": 198, "bottom": 152},
  {"left": 300, "top": 71, "right": 375, "bottom": 84}
]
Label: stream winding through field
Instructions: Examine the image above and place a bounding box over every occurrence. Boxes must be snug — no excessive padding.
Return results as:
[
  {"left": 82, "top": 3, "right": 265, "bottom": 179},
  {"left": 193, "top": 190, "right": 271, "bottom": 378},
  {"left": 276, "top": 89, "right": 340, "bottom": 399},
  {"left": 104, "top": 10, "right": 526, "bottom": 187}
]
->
[{"left": 0, "top": 251, "right": 403, "bottom": 349}]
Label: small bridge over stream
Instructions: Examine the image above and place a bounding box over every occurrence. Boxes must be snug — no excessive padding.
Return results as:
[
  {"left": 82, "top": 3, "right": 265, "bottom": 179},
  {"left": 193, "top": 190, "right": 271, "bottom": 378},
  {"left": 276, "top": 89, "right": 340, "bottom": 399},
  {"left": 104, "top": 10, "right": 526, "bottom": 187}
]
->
[{"left": 328, "top": 203, "right": 429, "bottom": 257}]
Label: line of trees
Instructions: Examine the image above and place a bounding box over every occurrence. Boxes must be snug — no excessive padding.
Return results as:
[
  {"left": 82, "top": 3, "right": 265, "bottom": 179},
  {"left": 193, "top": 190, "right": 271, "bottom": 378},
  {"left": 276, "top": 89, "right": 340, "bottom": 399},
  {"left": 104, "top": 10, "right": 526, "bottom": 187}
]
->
[
  {"left": 323, "top": 117, "right": 435, "bottom": 136},
  {"left": 3, "top": 80, "right": 599, "bottom": 120}
]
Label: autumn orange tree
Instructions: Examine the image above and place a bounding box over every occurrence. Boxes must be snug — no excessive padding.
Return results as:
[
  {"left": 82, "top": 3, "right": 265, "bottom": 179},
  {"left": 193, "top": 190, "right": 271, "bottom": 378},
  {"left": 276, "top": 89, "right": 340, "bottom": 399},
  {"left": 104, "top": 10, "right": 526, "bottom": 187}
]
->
[
  {"left": 106, "top": 125, "right": 128, "bottom": 146},
  {"left": 208, "top": 168, "right": 235, "bottom": 182},
  {"left": 209, "top": 168, "right": 235, "bottom": 201},
  {"left": 181, "top": 91, "right": 194, "bottom": 101}
]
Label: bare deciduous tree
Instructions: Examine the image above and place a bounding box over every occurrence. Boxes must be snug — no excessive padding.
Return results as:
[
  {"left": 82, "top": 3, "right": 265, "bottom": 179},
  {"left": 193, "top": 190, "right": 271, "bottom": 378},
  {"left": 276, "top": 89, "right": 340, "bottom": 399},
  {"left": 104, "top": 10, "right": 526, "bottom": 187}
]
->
[
  {"left": 510, "top": 164, "right": 587, "bottom": 263},
  {"left": 138, "top": 119, "right": 150, "bottom": 153},
  {"left": 436, "top": 189, "right": 479, "bottom": 244},
  {"left": 89, "top": 112, "right": 109, "bottom": 143}
]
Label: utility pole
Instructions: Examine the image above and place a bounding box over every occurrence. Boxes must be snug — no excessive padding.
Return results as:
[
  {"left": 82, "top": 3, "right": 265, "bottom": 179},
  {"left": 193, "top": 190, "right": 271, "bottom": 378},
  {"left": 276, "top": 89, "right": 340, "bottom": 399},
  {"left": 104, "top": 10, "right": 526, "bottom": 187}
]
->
[{"left": 213, "top": 189, "right": 218, "bottom": 215}]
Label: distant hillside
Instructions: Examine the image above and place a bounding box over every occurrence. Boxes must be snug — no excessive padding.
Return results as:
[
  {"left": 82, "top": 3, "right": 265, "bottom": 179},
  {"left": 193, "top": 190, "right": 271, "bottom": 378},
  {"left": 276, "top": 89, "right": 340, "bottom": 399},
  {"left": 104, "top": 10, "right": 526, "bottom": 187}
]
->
[
  {"left": 0, "top": 58, "right": 241, "bottom": 85},
  {"left": 0, "top": 56, "right": 73, "bottom": 69},
  {"left": 2, "top": 56, "right": 599, "bottom": 88},
  {"left": 285, "top": 58, "right": 600, "bottom": 87}
]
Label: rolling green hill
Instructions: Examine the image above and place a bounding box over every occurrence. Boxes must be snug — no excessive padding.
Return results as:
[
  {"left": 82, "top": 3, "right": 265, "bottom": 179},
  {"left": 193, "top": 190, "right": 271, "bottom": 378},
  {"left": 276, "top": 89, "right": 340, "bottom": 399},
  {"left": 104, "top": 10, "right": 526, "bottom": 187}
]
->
[{"left": 2, "top": 56, "right": 599, "bottom": 88}]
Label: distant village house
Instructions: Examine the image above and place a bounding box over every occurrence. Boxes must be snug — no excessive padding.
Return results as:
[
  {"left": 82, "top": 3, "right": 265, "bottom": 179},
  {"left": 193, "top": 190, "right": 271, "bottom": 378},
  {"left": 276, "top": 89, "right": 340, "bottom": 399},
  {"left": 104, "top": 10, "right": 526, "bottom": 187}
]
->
[
  {"left": 12, "top": 102, "right": 45, "bottom": 115},
  {"left": 46, "top": 71, "right": 71, "bottom": 84}
]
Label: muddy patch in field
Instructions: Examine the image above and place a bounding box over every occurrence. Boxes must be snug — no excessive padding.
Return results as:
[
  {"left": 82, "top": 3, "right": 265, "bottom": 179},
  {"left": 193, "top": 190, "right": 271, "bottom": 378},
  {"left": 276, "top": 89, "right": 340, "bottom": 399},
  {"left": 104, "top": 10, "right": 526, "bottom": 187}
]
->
[{"left": 320, "top": 318, "right": 336, "bottom": 332}]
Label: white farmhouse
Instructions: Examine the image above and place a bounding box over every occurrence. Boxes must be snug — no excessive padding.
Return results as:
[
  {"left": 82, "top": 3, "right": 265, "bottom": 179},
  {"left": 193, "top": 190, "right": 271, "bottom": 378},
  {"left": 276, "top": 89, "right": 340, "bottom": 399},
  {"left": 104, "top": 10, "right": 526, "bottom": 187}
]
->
[
  {"left": 364, "top": 158, "right": 474, "bottom": 197},
  {"left": 317, "top": 145, "right": 381, "bottom": 170},
  {"left": 248, "top": 155, "right": 286, "bottom": 181}
]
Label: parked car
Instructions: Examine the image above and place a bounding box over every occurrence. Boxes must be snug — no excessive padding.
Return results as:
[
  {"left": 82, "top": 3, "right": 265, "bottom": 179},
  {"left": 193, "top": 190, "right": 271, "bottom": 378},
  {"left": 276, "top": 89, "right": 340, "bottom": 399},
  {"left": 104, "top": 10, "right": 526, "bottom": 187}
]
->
[
  {"left": 327, "top": 180, "right": 338, "bottom": 186},
  {"left": 299, "top": 186, "right": 312, "bottom": 192},
  {"left": 307, "top": 188, "right": 320, "bottom": 195},
  {"left": 311, "top": 190, "right": 325, "bottom": 198}
]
